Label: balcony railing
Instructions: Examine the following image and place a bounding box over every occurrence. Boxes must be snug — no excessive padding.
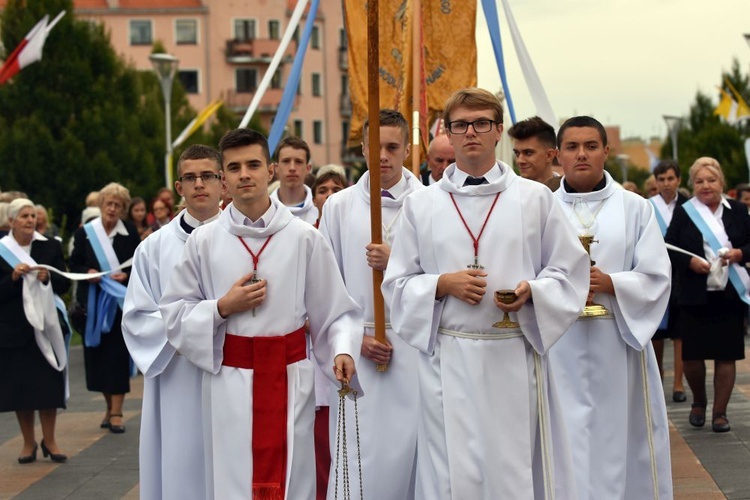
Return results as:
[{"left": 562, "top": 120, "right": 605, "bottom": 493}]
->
[
  {"left": 338, "top": 46, "right": 348, "bottom": 71},
  {"left": 340, "top": 93, "right": 352, "bottom": 117},
  {"left": 226, "top": 38, "right": 297, "bottom": 64},
  {"left": 224, "top": 88, "right": 287, "bottom": 114}
]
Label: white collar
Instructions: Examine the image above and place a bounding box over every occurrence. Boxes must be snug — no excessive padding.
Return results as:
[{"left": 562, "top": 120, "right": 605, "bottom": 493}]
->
[
  {"left": 229, "top": 201, "right": 276, "bottom": 228},
  {"left": 383, "top": 173, "right": 408, "bottom": 198},
  {"left": 9, "top": 230, "right": 47, "bottom": 251},
  {"left": 102, "top": 218, "right": 128, "bottom": 238},
  {"left": 183, "top": 209, "right": 220, "bottom": 228},
  {"left": 451, "top": 163, "right": 503, "bottom": 187}
]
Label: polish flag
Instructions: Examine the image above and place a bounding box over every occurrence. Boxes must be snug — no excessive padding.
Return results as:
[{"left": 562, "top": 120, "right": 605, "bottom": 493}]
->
[{"left": 0, "top": 12, "right": 65, "bottom": 85}]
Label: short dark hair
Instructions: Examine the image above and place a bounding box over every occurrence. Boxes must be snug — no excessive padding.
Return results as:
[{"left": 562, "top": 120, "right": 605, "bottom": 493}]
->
[
  {"left": 177, "top": 144, "right": 222, "bottom": 177},
  {"left": 275, "top": 136, "right": 311, "bottom": 164},
  {"left": 312, "top": 171, "right": 347, "bottom": 194},
  {"left": 735, "top": 183, "right": 750, "bottom": 199},
  {"left": 653, "top": 160, "right": 681, "bottom": 179},
  {"left": 507, "top": 116, "right": 556, "bottom": 148},
  {"left": 363, "top": 109, "right": 409, "bottom": 145},
  {"left": 219, "top": 128, "right": 271, "bottom": 164},
  {"left": 556, "top": 116, "right": 608, "bottom": 149}
]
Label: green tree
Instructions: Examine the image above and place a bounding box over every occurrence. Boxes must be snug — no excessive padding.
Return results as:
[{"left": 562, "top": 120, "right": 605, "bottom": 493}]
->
[
  {"left": 661, "top": 59, "right": 749, "bottom": 189},
  {"left": 0, "top": 0, "right": 184, "bottom": 230}
]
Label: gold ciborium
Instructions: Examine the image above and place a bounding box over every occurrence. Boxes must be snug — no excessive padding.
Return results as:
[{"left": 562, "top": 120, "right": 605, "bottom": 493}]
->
[
  {"left": 493, "top": 289, "right": 520, "bottom": 328},
  {"left": 578, "top": 235, "right": 610, "bottom": 318}
]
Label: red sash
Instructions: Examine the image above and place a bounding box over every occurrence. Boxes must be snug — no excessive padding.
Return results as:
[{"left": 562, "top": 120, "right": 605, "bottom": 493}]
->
[{"left": 222, "top": 327, "right": 307, "bottom": 500}]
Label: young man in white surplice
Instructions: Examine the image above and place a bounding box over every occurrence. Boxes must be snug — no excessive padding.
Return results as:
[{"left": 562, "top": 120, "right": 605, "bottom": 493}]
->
[
  {"left": 551, "top": 115, "right": 673, "bottom": 499},
  {"left": 159, "top": 128, "right": 363, "bottom": 500},
  {"left": 320, "top": 109, "right": 423, "bottom": 500},
  {"left": 122, "top": 145, "right": 223, "bottom": 499},
  {"left": 382, "top": 88, "right": 590, "bottom": 499}
]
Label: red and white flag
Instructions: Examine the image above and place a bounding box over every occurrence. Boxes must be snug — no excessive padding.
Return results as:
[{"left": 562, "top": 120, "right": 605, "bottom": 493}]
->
[{"left": 0, "top": 12, "right": 65, "bottom": 85}]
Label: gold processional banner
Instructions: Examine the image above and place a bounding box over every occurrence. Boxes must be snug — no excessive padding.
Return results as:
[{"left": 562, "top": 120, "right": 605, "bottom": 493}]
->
[{"left": 344, "top": 0, "right": 477, "bottom": 147}]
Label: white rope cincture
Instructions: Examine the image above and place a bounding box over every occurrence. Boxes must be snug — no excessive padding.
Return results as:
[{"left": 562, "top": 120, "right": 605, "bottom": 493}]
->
[
  {"left": 382, "top": 206, "right": 403, "bottom": 245},
  {"left": 640, "top": 350, "right": 660, "bottom": 500},
  {"left": 534, "top": 351, "right": 554, "bottom": 500},
  {"left": 438, "top": 327, "right": 522, "bottom": 340}
]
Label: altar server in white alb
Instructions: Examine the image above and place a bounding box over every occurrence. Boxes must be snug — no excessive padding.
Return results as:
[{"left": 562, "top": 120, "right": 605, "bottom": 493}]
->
[
  {"left": 550, "top": 116, "right": 673, "bottom": 499},
  {"left": 122, "top": 145, "right": 222, "bottom": 499},
  {"left": 160, "top": 128, "right": 363, "bottom": 500},
  {"left": 270, "top": 136, "right": 318, "bottom": 224},
  {"left": 320, "top": 109, "right": 422, "bottom": 500},
  {"left": 382, "top": 88, "right": 590, "bottom": 499}
]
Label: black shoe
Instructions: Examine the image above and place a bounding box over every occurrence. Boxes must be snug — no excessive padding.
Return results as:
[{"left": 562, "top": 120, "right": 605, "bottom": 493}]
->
[
  {"left": 109, "top": 414, "right": 125, "bottom": 434},
  {"left": 41, "top": 440, "right": 67, "bottom": 463},
  {"left": 17, "top": 443, "right": 38, "bottom": 464},
  {"left": 689, "top": 403, "right": 706, "bottom": 427},
  {"left": 712, "top": 414, "right": 731, "bottom": 433},
  {"left": 672, "top": 391, "right": 687, "bottom": 402},
  {"left": 100, "top": 418, "right": 111, "bottom": 429}
]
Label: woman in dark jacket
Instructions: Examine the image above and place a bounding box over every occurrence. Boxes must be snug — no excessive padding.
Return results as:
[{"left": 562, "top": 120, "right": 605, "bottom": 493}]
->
[
  {"left": 665, "top": 157, "right": 750, "bottom": 433},
  {"left": 0, "top": 198, "right": 70, "bottom": 463},
  {"left": 70, "top": 183, "right": 140, "bottom": 434}
]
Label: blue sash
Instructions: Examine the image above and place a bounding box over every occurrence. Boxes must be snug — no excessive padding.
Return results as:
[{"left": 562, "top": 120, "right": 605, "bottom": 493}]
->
[
  {"left": 650, "top": 199, "right": 668, "bottom": 236},
  {"left": 683, "top": 200, "right": 750, "bottom": 305},
  {"left": 82, "top": 222, "right": 127, "bottom": 347}
]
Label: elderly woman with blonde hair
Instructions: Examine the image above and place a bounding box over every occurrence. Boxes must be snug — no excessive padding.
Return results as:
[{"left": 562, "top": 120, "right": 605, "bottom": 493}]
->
[
  {"left": 0, "top": 198, "right": 70, "bottom": 463},
  {"left": 70, "top": 183, "right": 140, "bottom": 434},
  {"left": 665, "top": 157, "right": 750, "bottom": 433}
]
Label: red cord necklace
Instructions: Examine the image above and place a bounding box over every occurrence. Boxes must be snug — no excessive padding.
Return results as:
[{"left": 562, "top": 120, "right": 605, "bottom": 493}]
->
[{"left": 449, "top": 192, "right": 500, "bottom": 269}]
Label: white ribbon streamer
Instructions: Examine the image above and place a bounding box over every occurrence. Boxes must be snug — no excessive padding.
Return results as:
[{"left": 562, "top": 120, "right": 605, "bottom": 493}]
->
[{"left": 31, "top": 257, "right": 133, "bottom": 281}]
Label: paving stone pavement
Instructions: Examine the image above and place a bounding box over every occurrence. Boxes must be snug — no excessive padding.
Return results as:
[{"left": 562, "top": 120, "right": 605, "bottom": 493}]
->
[{"left": 1, "top": 338, "right": 748, "bottom": 499}]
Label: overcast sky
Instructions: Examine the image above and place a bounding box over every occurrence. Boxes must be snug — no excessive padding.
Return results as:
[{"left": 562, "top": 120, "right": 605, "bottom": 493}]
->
[{"left": 475, "top": 0, "right": 750, "bottom": 140}]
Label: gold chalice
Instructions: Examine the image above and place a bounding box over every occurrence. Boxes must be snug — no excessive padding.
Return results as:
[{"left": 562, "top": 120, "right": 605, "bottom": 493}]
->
[
  {"left": 493, "top": 289, "right": 520, "bottom": 329},
  {"left": 578, "top": 235, "right": 610, "bottom": 318}
]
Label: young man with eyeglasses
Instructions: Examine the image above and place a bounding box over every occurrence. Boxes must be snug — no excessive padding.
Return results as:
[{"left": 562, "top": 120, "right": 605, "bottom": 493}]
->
[
  {"left": 382, "top": 88, "right": 589, "bottom": 498},
  {"left": 123, "top": 144, "right": 223, "bottom": 499}
]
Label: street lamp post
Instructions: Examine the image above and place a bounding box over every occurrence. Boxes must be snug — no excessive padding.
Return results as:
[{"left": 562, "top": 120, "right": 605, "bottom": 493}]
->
[
  {"left": 149, "top": 53, "right": 179, "bottom": 188},
  {"left": 663, "top": 115, "right": 682, "bottom": 162},
  {"left": 616, "top": 154, "right": 630, "bottom": 184}
]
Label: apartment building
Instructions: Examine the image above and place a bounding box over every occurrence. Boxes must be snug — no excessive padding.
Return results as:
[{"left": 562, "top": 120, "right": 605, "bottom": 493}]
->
[{"left": 4, "top": 0, "right": 354, "bottom": 166}]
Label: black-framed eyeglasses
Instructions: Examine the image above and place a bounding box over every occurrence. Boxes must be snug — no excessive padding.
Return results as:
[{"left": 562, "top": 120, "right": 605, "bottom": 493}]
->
[
  {"left": 446, "top": 119, "right": 496, "bottom": 135},
  {"left": 178, "top": 173, "right": 221, "bottom": 184}
]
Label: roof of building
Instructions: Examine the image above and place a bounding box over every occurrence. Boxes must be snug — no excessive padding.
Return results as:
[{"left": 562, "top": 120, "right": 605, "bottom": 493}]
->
[{"left": 0, "top": 0, "right": 204, "bottom": 9}]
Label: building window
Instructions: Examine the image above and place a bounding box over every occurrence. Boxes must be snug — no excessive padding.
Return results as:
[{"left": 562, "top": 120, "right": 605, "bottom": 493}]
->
[
  {"left": 311, "top": 25, "right": 320, "bottom": 49},
  {"left": 313, "top": 120, "right": 323, "bottom": 145},
  {"left": 130, "top": 20, "right": 152, "bottom": 46},
  {"left": 236, "top": 68, "right": 258, "bottom": 93},
  {"left": 312, "top": 73, "right": 322, "bottom": 97},
  {"left": 292, "top": 26, "right": 299, "bottom": 44},
  {"left": 178, "top": 70, "right": 199, "bottom": 94},
  {"left": 271, "top": 70, "right": 282, "bottom": 89},
  {"left": 294, "top": 120, "right": 303, "bottom": 139},
  {"left": 296, "top": 79, "right": 302, "bottom": 95},
  {"left": 234, "top": 19, "right": 256, "bottom": 41},
  {"left": 176, "top": 19, "right": 198, "bottom": 45},
  {"left": 268, "top": 20, "right": 280, "bottom": 40}
]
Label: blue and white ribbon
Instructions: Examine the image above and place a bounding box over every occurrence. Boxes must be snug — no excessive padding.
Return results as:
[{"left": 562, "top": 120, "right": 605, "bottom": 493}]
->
[{"left": 683, "top": 199, "right": 750, "bottom": 305}]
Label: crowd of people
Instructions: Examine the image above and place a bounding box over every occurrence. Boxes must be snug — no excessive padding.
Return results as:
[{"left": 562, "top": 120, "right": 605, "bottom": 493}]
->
[{"left": 0, "top": 86, "right": 747, "bottom": 500}]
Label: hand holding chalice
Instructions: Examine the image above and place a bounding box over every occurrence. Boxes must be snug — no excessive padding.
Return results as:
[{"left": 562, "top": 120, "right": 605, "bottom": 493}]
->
[{"left": 493, "top": 289, "right": 520, "bottom": 329}]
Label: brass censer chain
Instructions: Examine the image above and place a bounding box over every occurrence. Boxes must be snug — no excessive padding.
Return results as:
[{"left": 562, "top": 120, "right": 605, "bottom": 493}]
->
[{"left": 334, "top": 382, "right": 363, "bottom": 500}]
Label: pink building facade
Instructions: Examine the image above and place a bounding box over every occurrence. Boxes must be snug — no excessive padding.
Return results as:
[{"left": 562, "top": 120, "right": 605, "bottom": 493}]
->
[{"left": 4, "top": 0, "right": 353, "bottom": 166}]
